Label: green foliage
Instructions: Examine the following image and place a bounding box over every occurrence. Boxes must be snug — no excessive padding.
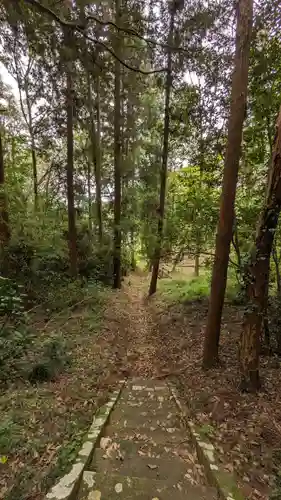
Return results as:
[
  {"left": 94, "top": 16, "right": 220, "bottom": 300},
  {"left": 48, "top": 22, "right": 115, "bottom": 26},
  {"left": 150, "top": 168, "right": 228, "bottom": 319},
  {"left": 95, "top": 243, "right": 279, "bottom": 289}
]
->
[
  {"left": 0, "top": 277, "right": 27, "bottom": 320},
  {"left": 198, "top": 423, "right": 215, "bottom": 437},
  {"left": 159, "top": 269, "right": 240, "bottom": 304},
  {"left": 0, "top": 277, "right": 31, "bottom": 383},
  {"left": 0, "top": 418, "right": 22, "bottom": 455},
  {"left": 159, "top": 274, "right": 211, "bottom": 302},
  {"left": 165, "top": 165, "right": 219, "bottom": 259}
]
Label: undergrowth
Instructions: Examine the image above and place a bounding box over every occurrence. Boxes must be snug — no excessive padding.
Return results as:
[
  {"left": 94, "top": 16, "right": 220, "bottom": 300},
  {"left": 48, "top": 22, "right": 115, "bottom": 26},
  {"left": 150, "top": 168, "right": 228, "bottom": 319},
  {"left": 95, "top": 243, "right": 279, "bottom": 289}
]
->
[
  {"left": 158, "top": 267, "right": 240, "bottom": 303},
  {"left": 0, "top": 279, "right": 108, "bottom": 500}
]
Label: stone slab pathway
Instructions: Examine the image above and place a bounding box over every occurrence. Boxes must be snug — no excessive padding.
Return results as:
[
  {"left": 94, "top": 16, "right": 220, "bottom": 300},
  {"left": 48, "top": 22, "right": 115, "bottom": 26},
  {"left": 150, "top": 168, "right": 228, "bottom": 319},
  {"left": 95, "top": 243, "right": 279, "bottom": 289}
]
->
[{"left": 77, "top": 378, "right": 217, "bottom": 499}]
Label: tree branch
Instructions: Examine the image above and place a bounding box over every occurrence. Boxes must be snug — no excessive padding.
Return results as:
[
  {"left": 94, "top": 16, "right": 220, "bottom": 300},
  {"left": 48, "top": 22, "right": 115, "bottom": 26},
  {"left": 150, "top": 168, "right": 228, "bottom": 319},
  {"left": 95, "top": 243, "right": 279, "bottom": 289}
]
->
[
  {"left": 20, "top": 0, "right": 167, "bottom": 74},
  {"left": 79, "top": 29, "right": 167, "bottom": 74},
  {"left": 86, "top": 14, "right": 190, "bottom": 54},
  {"left": 19, "top": 0, "right": 81, "bottom": 28}
]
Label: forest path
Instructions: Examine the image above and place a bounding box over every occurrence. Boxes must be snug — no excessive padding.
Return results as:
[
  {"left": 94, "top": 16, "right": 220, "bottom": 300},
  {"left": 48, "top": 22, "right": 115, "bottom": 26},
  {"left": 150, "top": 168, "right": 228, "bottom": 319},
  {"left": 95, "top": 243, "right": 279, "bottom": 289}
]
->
[
  {"left": 92, "top": 272, "right": 274, "bottom": 500},
  {"left": 74, "top": 274, "right": 216, "bottom": 498},
  {"left": 78, "top": 377, "right": 217, "bottom": 499},
  {"left": 104, "top": 272, "right": 163, "bottom": 379}
]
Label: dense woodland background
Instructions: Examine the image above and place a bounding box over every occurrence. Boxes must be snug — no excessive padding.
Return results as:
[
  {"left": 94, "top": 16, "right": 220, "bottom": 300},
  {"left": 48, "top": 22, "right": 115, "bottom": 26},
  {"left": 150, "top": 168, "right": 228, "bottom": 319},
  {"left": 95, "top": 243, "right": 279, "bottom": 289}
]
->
[
  {"left": 1, "top": 0, "right": 281, "bottom": 498},
  {"left": 1, "top": 0, "right": 281, "bottom": 387}
]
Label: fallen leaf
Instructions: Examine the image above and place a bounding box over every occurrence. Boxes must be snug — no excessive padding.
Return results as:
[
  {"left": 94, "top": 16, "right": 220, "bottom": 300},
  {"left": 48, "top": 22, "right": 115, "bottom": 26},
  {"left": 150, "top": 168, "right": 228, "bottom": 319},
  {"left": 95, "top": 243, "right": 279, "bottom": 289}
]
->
[{"left": 115, "top": 483, "right": 123, "bottom": 493}]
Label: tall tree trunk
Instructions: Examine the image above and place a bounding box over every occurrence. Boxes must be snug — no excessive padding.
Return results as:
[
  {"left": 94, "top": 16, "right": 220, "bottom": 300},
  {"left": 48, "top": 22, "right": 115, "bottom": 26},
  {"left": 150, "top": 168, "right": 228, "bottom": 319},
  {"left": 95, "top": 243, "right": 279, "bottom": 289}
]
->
[
  {"left": 239, "top": 107, "right": 281, "bottom": 390},
  {"left": 87, "top": 72, "right": 103, "bottom": 242},
  {"left": 31, "top": 141, "right": 38, "bottom": 207},
  {"left": 95, "top": 75, "right": 103, "bottom": 242},
  {"left": 87, "top": 158, "right": 92, "bottom": 232},
  {"left": 0, "top": 130, "right": 10, "bottom": 246},
  {"left": 25, "top": 87, "right": 38, "bottom": 208},
  {"left": 202, "top": 0, "right": 253, "bottom": 368},
  {"left": 113, "top": 0, "right": 122, "bottom": 289},
  {"left": 148, "top": 2, "right": 175, "bottom": 296},
  {"left": 239, "top": 105, "right": 281, "bottom": 391},
  {"left": 14, "top": 51, "right": 38, "bottom": 209},
  {"left": 65, "top": 27, "right": 78, "bottom": 277}
]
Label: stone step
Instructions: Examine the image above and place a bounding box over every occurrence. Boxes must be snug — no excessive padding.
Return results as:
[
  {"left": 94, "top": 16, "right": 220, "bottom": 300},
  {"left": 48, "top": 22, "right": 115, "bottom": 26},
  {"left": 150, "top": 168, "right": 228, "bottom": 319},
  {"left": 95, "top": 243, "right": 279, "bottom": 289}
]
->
[
  {"left": 126, "top": 378, "right": 167, "bottom": 391},
  {"left": 93, "top": 436, "right": 194, "bottom": 462},
  {"left": 118, "top": 391, "right": 175, "bottom": 408},
  {"left": 120, "top": 379, "right": 170, "bottom": 401},
  {"left": 92, "top": 447, "right": 192, "bottom": 481},
  {"left": 105, "top": 424, "right": 187, "bottom": 446},
  {"left": 108, "top": 404, "right": 182, "bottom": 429},
  {"left": 78, "top": 470, "right": 217, "bottom": 500}
]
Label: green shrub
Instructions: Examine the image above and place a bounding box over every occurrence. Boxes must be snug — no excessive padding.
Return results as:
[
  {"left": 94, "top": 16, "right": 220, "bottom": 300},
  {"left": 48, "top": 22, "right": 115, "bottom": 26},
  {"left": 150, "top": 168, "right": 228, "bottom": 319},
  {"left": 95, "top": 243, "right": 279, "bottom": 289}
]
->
[
  {"left": 159, "top": 271, "right": 211, "bottom": 302},
  {"left": 159, "top": 268, "right": 240, "bottom": 303},
  {"left": 28, "top": 336, "right": 71, "bottom": 384},
  {"left": 0, "top": 277, "right": 31, "bottom": 384}
]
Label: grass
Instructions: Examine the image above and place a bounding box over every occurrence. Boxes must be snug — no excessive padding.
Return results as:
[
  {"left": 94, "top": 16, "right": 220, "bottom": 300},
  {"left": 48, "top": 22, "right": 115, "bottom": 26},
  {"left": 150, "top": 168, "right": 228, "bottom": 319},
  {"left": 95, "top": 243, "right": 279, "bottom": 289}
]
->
[
  {"left": 0, "top": 280, "right": 118, "bottom": 500},
  {"left": 158, "top": 266, "right": 240, "bottom": 303}
]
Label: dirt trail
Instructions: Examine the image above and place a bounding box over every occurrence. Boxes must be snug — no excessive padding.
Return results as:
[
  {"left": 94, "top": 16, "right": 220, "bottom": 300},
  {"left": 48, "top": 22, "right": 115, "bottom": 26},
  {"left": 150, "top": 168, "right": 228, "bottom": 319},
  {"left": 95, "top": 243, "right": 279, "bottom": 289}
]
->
[{"left": 102, "top": 273, "right": 162, "bottom": 379}]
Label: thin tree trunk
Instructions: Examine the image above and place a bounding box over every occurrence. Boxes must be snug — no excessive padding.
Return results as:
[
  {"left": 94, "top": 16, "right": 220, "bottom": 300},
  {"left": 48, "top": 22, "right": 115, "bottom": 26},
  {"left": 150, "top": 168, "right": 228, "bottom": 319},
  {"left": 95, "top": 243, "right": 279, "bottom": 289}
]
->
[
  {"left": 149, "top": 3, "right": 175, "bottom": 296},
  {"left": 87, "top": 158, "right": 92, "bottom": 232},
  {"left": 65, "top": 27, "right": 78, "bottom": 277},
  {"left": 0, "top": 130, "right": 10, "bottom": 246},
  {"left": 95, "top": 75, "right": 103, "bottom": 242},
  {"left": 130, "top": 229, "right": 136, "bottom": 271},
  {"left": 194, "top": 251, "right": 200, "bottom": 277},
  {"left": 14, "top": 51, "right": 38, "bottom": 209},
  {"left": 11, "top": 136, "right": 16, "bottom": 170},
  {"left": 113, "top": 0, "right": 122, "bottom": 289},
  {"left": 239, "top": 105, "right": 281, "bottom": 391},
  {"left": 87, "top": 72, "right": 103, "bottom": 242},
  {"left": 31, "top": 143, "right": 38, "bottom": 206},
  {"left": 25, "top": 88, "right": 38, "bottom": 208},
  {"left": 202, "top": 0, "right": 253, "bottom": 368}
]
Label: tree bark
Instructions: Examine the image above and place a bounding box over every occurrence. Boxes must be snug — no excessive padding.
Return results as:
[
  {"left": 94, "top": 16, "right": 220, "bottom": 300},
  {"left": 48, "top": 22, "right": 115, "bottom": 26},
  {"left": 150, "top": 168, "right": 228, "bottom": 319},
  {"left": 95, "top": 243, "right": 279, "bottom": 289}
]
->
[
  {"left": 239, "top": 105, "right": 281, "bottom": 391},
  {"left": 0, "top": 130, "right": 10, "bottom": 246},
  {"left": 272, "top": 243, "right": 281, "bottom": 294},
  {"left": 87, "top": 157, "right": 92, "bottom": 232},
  {"left": 65, "top": 27, "right": 78, "bottom": 277},
  {"left": 113, "top": 0, "right": 122, "bottom": 289},
  {"left": 87, "top": 71, "right": 103, "bottom": 242},
  {"left": 149, "top": 2, "right": 175, "bottom": 296},
  {"left": 25, "top": 85, "right": 38, "bottom": 208},
  {"left": 202, "top": 0, "right": 253, "bottom": 368},
  {"left": 95, "top": 75, "right": 103, "bottom": 242},
  {"left": 194, "top": 252, "right": 200, "bottom": 277}
]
